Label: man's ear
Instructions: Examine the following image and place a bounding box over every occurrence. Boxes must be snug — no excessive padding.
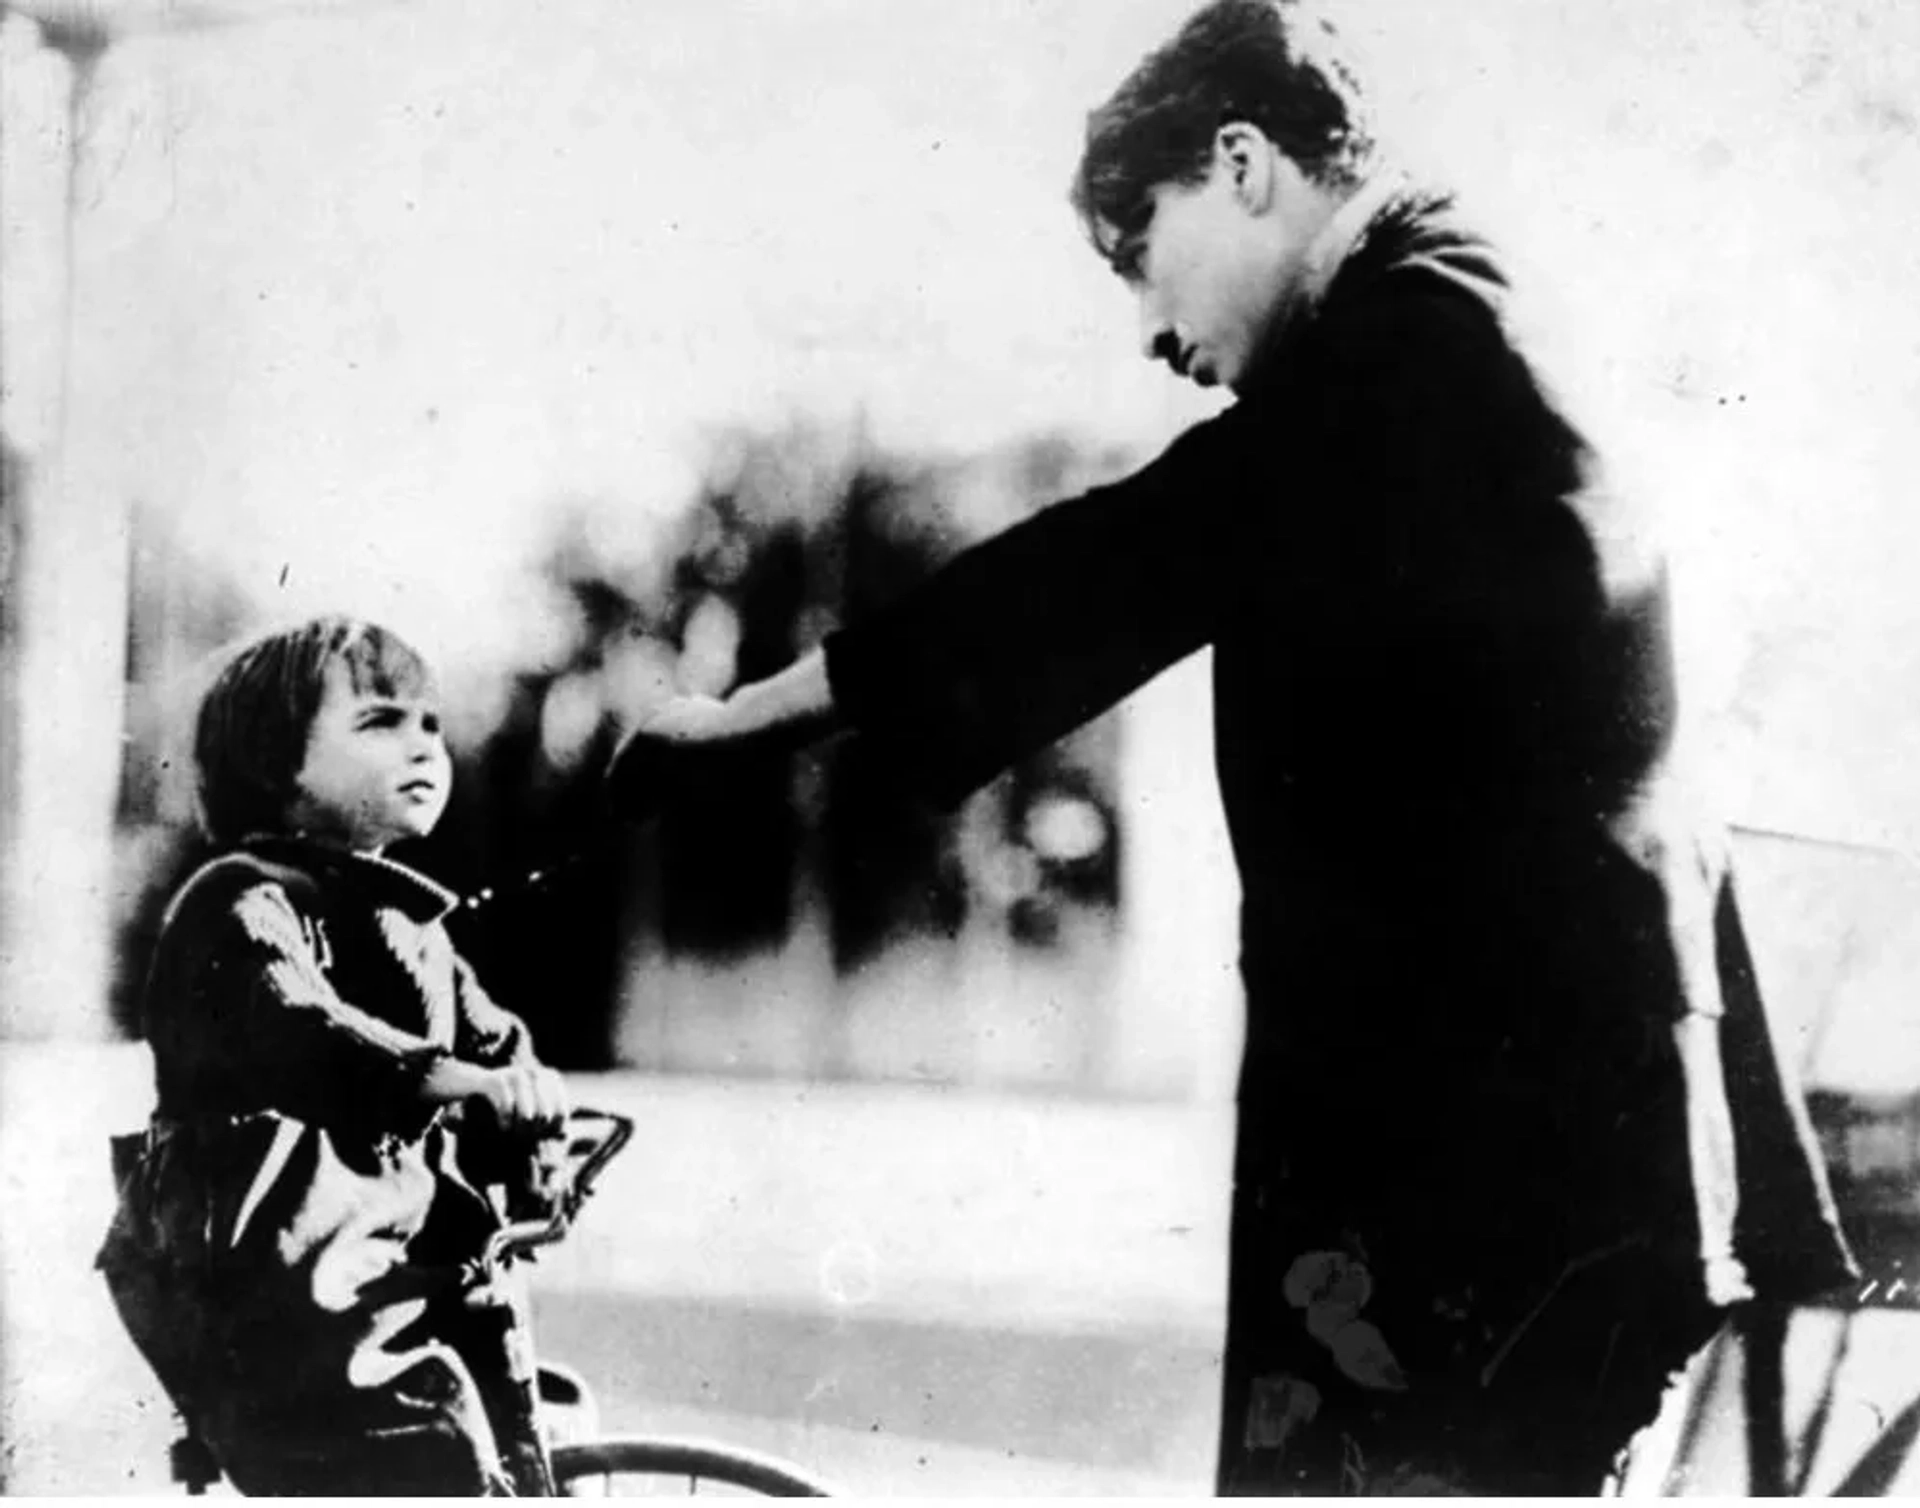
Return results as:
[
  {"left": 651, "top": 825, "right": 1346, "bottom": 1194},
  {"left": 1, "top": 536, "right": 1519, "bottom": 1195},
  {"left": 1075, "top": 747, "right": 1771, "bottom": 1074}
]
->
[{"left": 1213, "top": 122, "right": 1278, "bottom": 213}]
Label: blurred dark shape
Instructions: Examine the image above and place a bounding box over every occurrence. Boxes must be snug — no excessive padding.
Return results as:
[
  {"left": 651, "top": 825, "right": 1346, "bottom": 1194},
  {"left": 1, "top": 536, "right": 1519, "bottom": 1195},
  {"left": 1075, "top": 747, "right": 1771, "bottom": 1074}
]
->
[
  {"left": 1002, "top": 757, "right": 1122, "bottom": 949},
  {"left": 1805, "top": 1087, "right": 1920, "bottom": 1308},
  {"left": 103, "top": 420, "right": 1138, "bottom": 1086},
  {"left": 577, "top": 422, "right": 1132, "bottom": 982},
  {"left": 822, "top": 462, "right": 968, "bottom": 971},
  {"left": 428, "top": 667, "right": 630, "bottom": 1071},
  {"left": 820, "top": 442, "right": 1129, "bottom": 970},
  {"left": 604, "top": 726, "right": 786, "bottom": 830},
  {"left": 487, "top": 421, "right": 1135, "bottom": 1065},
  {"left": 653, "top": 482, "right": 810, "bottom": 958}
]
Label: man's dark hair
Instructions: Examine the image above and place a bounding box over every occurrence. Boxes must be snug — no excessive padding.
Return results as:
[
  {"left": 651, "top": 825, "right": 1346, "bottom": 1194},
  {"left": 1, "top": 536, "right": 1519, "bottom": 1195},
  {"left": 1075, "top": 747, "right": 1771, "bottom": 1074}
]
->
[
  {"left": 193, "top": 615, "right": 436, "bottom": 844},
  {"left": 1070, "top": 0, "right": 1376, "bottom": 268}
]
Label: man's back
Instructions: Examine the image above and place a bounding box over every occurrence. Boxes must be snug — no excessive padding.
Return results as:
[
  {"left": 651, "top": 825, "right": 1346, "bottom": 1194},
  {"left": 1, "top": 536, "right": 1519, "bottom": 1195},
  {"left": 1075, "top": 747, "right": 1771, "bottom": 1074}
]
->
[{"left": 1207, "top": 192, "right": 1846, "bottom": 1288}]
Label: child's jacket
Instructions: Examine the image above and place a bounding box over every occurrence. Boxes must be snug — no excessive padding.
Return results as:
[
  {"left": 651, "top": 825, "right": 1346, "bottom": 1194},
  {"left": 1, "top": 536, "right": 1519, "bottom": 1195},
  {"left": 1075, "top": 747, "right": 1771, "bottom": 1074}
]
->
[{"left": 97, "top": 835, "right": 542, "bottom": 1495}]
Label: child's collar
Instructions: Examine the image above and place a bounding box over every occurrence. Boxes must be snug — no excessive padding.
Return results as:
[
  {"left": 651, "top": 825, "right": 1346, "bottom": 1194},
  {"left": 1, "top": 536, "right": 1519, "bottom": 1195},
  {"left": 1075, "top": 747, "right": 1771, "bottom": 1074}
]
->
[{"left": 239, "top": 833, "right": 459, "bottom": 923}]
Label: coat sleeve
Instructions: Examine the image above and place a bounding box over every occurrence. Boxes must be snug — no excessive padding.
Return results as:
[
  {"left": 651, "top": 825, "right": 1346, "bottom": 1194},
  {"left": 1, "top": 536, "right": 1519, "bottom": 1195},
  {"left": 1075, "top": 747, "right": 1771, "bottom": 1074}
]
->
[
  {"left": 818, "top": 271, "right": 1580, "bottom": 810},
  {"left": 203, "top": 881, "right": 449, "bottom": 1121},
  {"left": 822, "top": 411, "right": 1261, "bottom": 808},
  {"left": 450, "top": 952, "right": 538, "bottom": 1067}
]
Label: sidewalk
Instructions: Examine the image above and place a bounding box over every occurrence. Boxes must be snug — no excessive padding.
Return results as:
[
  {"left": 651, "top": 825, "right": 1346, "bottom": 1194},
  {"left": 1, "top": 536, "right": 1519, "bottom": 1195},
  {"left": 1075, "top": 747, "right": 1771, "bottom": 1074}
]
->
[
  {"left": 7, "top": 1043, "right": 1919, "bottom": 1495},
  {"left": 0, "top": 1043, "right": 1232, "bottom": 1495}
]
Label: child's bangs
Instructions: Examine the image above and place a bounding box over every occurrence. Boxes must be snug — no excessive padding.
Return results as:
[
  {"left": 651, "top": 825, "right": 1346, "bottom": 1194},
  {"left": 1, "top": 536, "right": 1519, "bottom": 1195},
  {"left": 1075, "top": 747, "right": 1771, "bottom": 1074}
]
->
[{"left": 337, "top": 624, "right": 437, "bottom": 703}]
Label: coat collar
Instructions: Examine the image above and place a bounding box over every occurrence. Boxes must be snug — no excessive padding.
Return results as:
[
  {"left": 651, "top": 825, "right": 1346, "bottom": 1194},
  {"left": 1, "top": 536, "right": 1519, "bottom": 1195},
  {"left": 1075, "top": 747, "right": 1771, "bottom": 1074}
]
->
[
  {"left": 1297, "top": 166, "right": 1420, "bottom": 311},
  {"left": 1238, "top": 169, "right": 1508, "bottom": 395},
  {"left": 1307, "top": 170, "right": 1510, "bottom": 318},
  {"left": 239, "top": 834, "right": 459, "bottom": 923}
]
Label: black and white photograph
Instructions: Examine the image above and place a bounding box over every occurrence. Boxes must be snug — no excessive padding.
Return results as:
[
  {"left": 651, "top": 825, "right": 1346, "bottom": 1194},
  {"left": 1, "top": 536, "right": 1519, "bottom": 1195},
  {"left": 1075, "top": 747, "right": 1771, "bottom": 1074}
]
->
[{"left": 1, "top": 0, "right": 1918, "bottom": 1494}]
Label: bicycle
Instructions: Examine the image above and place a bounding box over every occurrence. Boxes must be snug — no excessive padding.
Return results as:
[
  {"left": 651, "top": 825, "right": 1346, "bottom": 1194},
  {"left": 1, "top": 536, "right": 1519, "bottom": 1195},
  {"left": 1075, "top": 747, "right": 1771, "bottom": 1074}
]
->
[{"left": 162, "top": 1107, "right": 836, "bottom": 1497}]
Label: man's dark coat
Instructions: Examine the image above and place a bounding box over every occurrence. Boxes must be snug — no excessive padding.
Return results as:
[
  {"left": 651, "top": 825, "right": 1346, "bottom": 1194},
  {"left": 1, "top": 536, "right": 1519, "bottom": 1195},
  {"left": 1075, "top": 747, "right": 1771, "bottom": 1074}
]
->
[{"left": 823, "top": 185, "right": 1853, "bottom": 1485}]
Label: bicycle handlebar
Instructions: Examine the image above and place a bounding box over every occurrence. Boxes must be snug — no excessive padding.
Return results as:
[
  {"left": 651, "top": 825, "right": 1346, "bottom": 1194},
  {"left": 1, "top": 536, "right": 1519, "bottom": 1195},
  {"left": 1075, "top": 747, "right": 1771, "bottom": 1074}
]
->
[{"left": 481, "top": 1106, "right": 634, "bottom": 1270}]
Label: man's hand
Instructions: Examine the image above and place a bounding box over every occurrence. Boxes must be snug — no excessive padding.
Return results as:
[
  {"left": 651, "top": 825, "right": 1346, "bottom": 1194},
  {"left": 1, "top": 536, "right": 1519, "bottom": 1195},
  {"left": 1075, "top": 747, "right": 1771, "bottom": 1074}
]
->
[
  {"left": 603, "top": 649, "right": 838, "bottom": 821},
  {"left": 638, "top": 693, "right": 735, "bottom": 744}
]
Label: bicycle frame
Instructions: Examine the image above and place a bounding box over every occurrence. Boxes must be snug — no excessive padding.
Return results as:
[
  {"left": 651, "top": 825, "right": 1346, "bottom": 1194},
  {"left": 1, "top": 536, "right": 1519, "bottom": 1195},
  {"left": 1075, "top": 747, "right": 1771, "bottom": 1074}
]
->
[
  {"left": 166, "top": 1107, "right": 635, "bottom": 1497},
  {"left": 471, "top": 1107, "right": 637, "bottom": 1496},
  {"left": 165, "top": 1105, "right": 833, "bottom": 1496}
]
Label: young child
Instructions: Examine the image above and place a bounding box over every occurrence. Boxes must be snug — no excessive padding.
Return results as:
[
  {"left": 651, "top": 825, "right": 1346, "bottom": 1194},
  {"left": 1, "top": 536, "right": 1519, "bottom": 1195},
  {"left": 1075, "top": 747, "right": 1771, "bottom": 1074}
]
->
[{"left": 97, "top": 615, "right": 569, "bottom": 1496}]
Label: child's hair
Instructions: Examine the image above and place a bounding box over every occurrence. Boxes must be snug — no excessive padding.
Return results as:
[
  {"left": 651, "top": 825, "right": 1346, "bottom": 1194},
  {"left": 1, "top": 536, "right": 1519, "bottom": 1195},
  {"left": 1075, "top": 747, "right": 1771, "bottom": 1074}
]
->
[{"left": 193, "top": 615, "right": 438, "bottom": 844}]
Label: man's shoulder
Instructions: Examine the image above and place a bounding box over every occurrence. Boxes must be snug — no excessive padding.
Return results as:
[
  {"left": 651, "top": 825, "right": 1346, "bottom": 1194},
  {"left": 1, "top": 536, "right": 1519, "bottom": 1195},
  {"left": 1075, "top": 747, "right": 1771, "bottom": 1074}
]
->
[
  {"left": 1316, "top": 259, "right": 1510, "bottom": 369},
  {"left": 1333, "top": 186, "right": 1507, "bottom": 300},
  {"left": 1226, "top": 270, "right": 1515, "bottom": 442},
  {"left": 1307, "top": 186, "right": 1517, "bottom": 357}
]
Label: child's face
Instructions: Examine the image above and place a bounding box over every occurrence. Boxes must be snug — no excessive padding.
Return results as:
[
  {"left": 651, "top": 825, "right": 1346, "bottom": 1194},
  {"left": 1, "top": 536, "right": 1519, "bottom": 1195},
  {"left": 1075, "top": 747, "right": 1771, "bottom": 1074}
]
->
[{"left": 288, "top": 660, "right": 451, "bottom": 852}]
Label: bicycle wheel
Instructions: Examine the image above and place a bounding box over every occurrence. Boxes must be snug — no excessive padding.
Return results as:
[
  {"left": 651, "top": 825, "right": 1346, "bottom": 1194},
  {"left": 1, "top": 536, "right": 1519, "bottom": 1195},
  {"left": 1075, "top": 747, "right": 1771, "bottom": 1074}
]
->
[{"left": 551, "top": 1436, "right": 835, "bottom": 1496}]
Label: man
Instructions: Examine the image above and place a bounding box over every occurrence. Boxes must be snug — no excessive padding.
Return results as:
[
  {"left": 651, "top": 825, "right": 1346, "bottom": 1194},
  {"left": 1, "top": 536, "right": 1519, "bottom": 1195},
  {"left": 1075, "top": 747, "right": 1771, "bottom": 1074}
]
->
[{"left": 610, "top": 0, "right": 1853, "bottom": 1491}]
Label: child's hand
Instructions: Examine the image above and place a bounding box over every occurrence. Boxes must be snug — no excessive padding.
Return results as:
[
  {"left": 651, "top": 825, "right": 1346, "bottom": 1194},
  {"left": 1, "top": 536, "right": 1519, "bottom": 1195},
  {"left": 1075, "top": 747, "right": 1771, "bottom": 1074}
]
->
[
  {"left": 424, "top": 1056, "right": 568, "bottom": 1132},
  {"left": 475, "top": 1061, "right": 570, "bottom": 1132}
]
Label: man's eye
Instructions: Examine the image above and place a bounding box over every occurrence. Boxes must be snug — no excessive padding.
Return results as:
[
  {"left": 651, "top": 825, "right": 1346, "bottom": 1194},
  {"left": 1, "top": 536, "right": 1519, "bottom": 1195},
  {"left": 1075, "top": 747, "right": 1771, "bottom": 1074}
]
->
[{"left": 1116, "top": 235, "right": 1155, "bottom": 284}]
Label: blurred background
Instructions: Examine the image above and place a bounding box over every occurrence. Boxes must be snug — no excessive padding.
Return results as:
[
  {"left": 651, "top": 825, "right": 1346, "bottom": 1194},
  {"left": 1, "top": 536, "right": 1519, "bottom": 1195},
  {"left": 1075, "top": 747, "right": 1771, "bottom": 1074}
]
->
[{"left": 4, "top": 0, "right": 1920, "bottom": 1493}]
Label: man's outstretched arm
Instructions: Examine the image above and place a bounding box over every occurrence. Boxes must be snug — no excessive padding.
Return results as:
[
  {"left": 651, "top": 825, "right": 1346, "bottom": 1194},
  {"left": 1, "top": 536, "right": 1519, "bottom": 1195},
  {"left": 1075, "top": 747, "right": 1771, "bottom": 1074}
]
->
[
  {"left": 604, "top": 646, "right": 839, "bottom": 818},
  {"left": 609, "top": 411, "right": 1254, "bottom": 815},
  {"left": 640, "top": 647, "right": 839, "bottom": 747}
]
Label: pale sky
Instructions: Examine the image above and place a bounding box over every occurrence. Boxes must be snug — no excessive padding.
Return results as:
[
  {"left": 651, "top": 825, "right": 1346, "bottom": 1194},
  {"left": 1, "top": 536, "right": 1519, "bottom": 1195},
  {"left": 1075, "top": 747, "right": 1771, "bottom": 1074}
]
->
[{"left": 5, "top": 0, "right": 1920, "bottom": 851}]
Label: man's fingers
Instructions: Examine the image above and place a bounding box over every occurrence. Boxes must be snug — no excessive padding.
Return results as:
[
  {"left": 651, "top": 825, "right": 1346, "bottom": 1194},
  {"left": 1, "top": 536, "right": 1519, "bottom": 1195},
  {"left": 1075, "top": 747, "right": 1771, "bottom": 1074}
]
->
[{"left": 641, "top": 695, "right": 728, "bottom": 743}]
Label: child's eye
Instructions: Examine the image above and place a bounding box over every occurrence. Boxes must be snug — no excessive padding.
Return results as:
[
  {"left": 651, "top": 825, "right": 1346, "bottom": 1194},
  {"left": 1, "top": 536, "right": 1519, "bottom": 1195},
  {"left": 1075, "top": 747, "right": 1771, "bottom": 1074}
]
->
[{"left": 421, "top": 711, "right": 442, "bottom": 738}]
